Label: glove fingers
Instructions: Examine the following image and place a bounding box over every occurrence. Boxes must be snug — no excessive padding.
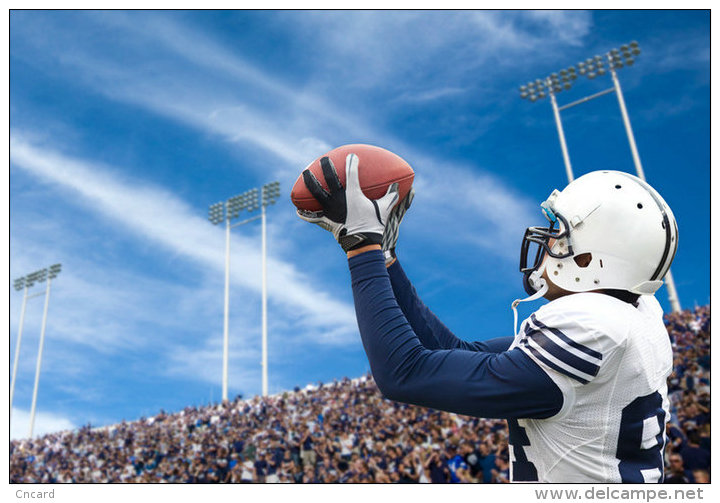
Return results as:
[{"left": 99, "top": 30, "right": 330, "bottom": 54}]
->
[
  {"left": 345, "top": 153, "right": 362, "bottom": 195},
  {"left": 382, "top": 185, "right": 413, "bottom": 257},
  {"left": 378, "top": 182, "right": 400, "bottom": 211},
  {"left": 320, "top": 156, "right": 343, "bottom": 194},
  {"left": 395, "top": 186, "right": 415, "bottom": 223},
  {"left": 403, "top": 187, "right": 415, "bottom": 210},
  {"left": 297, "top": 210, "right": 340, "bottom": 235},
  {"left": 302, "top": 169, "right": 331, "bottom": 207},
  {"left": 296, "top": 209, "right": 324, "bottom": 223}
]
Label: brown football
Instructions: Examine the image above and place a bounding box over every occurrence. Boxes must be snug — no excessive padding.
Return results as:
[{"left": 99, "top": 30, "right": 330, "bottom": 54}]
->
[{"left": 291, "top": 144, "right": 414, "bottom": 212}]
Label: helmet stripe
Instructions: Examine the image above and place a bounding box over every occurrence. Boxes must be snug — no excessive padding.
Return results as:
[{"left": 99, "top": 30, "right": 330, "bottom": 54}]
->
[{"left": 615, "top": 172, "right": 676, "bottom": 281}]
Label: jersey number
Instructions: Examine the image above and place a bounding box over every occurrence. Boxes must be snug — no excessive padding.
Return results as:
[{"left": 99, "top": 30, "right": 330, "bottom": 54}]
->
[
  {"left": 508, "top": 419, "right": 538, "bottom": 481},
  {"left": 616, "top": 391, "right": 666, "bottom": 483}
]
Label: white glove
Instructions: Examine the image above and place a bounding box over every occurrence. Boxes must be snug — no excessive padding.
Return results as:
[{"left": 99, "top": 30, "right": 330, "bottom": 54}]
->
[
  {"left": 382, "top": 187, "right": 414, "bottom": 265},
  {"left": 298, "top": 153, "right": 399, "bottom": 252}
]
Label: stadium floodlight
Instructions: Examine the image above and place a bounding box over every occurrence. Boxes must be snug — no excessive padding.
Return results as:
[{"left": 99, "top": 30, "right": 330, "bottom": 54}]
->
[
  {"left": 48, "top": 264, "right": 62, "bottom": 279},
  {"left": 25, "top": 268, "right": 47, "bottom": 287},
  {"left": 208, "top": 181, "right": 280, "bottom": 401},
  {"left": 517, "top": 40, "right": 680, "bottom": 313},
  {"left": 208, "top": 202, "right": 225, "bottom": 225},
  {"left": 602, "top": 41, "right": 646, "bottom": 180},
  {"left": 9, "top": 264, "right": 62, "bottom": 438},
  {"left": 519, "top": 70, "right": 575, "bottom": 182},
  {"left": 260, "top": 181, "right": 280, "bottom": 397},
  {"left": 11, "top": 266, "right": 60, "bottom": 426}
]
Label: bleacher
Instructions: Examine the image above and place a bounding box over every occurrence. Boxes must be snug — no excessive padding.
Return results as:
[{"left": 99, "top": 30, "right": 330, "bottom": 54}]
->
[{"left": 10, "top": 306, "right": 710, "bottom": 483}]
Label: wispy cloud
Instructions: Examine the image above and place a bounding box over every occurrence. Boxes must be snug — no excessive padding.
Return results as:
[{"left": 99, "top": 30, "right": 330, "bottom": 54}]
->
[
  {"left": 641, "top": 30, "right": 709, "bottom": 74},
  {"left": 10, "top": 134, "right": 358, "bottom": 339},
  {"left": 394, "top": 87, "right": 467, "bottom": 104},
  {"left": 10, "top": 11, "right": 370, "bottom": 170},
  {"left": 285, "top": 11, "right": 591, "bottom": 83},
  {"left": 11, "top": 408, "right": 76, "bottom": 441},
  {"left": 9, "top": 11, "right": 591, "bottom": 173},
  {"left": 11, "top": 12, "right": 538, "bottom": 258},
  {"left": 92, "top": 11, "right": 366, "bottom": 134},
  {"left": 520, "top": 11, "right": 592, "bottom": 47},
  {"left": 7, "top": 10, "right": 710, "bottom": 441},
  {"left": 404, "top": 155, "right": 536, "bottom": 256},
  {"left": 9, "top": 11, "right": 545, "bottom": 425},
  {"left": 165, "top": 332, "right": 261, "bottom": 394}
]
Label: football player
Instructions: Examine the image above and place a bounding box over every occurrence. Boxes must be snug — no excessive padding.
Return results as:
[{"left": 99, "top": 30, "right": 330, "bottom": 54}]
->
[{"left": 297, "top": 153, "right": 678, "bottom": 483}]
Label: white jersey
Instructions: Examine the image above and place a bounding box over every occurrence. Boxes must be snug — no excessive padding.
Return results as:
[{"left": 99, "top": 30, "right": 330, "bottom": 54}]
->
[{"left": 508, "top": 292, "right": 673, "bottom": 483}]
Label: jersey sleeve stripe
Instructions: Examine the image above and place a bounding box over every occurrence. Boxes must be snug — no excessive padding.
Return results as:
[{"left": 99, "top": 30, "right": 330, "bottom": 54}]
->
[
  {"left": 521, "top": 335, "right": 596, "bottom": 383},
  {"left": 520, "top": 343, "right": 590, "bottom": 384},
  {"left": 524, "top": 326, "right": 601, "bottom": 378},
  {"left": 530, "top": 314, "right": 603, "bottom": 360},
  {"left": 528, "top": 320, "right": 603, "bottom": 366}
]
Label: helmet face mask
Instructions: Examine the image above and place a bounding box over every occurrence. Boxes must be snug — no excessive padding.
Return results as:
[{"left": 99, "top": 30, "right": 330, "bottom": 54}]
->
[
  {"left": 519, "top": 170, "right": 678, "bottom": 298},
  {"left": 520, "top": 213, "right": 573, "bottom": 295}
]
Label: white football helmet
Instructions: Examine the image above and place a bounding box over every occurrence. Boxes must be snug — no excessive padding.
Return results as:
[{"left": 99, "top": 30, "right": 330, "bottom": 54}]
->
[{"left": 520, "top": 170, "right": 678, "bottom": 297}]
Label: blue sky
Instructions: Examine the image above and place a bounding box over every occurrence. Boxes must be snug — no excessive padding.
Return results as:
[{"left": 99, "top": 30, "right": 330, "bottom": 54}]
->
[{"left": 9, "top": 10, "right": 709, "bottom": 438}]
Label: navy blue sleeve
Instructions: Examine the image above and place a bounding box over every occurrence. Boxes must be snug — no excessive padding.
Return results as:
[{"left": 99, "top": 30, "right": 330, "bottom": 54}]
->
[
  {"left": 387, "top": 260, "right": 513, "bottom": 353},
  {"left": 350, "top": 250, "right": 563, "bottom": 420},
  {"left": 473, "top": 336, "right": 516, "bottom": 353}
]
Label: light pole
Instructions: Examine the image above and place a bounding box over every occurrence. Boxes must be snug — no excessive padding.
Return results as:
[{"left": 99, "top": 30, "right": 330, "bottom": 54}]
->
[
  {"left": 10, "top": 274, "right": 46, "bottom": 418},
  {"left": 11, "top": 277, "right": 30, "bottom": 419},
  {"left": 208, "top": 181, "right": 279, "bottom": 401},
  {"left": 260, "top": 181, "right": 280, "bottom": 397},
  {"left": 520, "top": 67, "right": 579, "bottom": 182},
  {"left": 519, "top": 41, "right": 681, "bottom": 313},
  {"left": 27, "top": 263, "right": 61, "bottom": 438},
  {"left": 209, "top": 188, "right": 260, "bottom": 402}
]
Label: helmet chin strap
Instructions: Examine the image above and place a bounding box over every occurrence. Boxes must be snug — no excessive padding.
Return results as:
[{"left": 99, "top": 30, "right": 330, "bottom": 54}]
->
[{"left": 511, "top": 271, "right": 549, "bottom": 337}]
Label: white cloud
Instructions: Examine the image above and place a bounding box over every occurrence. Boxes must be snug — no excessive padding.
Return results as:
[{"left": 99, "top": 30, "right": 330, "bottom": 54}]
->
[
  {"left": 9, "top": 129, "right": 534, "bottom": 412},
  {"left": 11, "top": 13, "right": 538, "bottom": 245},
  {"left": 11, "top": 408, "right": 76, "bottom": 440},
  {"left": 402, "top": 154, "right": 537, "bottom": 257},
  {"left": 9, "top": 238, "right": 215, "bottom": 356},
  {"left": 7, "top": 11, "right": 564, "bottom": 426},
  {"left": 9, "top": 11, "right": 372, "bottom": 169},
  {"left": 10, "top": 11, "right": 592, "bottom": 175},
  {"left": 285, "top": 11, "right": 591, "bottom": 84},
  {"left": 522, "top": 10, "right": 592, "bottom": 47},
  {"left": 394, "top": 87, "right": 467, "bottom": 104},
  {"left": 641, "top": 31, "right": 709, "bottom": 74},
  {"left": 10, "top": 135, "right": 358, "bottom": 341},
  {"left": 94, "top": 11, "right": 357, "bottom": 131},
  {"left": 165, "top": 332, "right": 261, "bottom": 394},
  {"left": 10, "top": 11, "right": 541, "bottom": 325}
]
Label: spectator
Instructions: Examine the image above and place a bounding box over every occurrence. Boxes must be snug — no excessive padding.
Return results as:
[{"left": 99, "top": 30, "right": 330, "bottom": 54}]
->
[
  {"left": 477, "top": 442, "right": 497, "bottom": 484},
  {"left": 664, "top": 453, "right": 693, "bottom": 483},
  {"left": 425, "top": 448, "right": 449, "bottom": 483},
  {"left": 492, "top": 456, "right": 510, "bottom": 483},
  {"left": 446, "top": 445, "right": 467, "bottom": 483},
  {"left": 679, "top": 431, "right": 711, "bottom": 472},
  {"left": 666, "top": 422, "right": 687, "bottom": 452},
  {"left": 10, "top": 306, "right": 710, "bottom": 484}
]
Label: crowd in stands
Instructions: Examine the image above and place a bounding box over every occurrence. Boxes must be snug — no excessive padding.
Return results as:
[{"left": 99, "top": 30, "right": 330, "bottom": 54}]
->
[
  {"left": 663, "top": 305, "right": 711, "bottom": 483},
  {"left": 11, "top": 306, "right": 709, "bottom": 484}
]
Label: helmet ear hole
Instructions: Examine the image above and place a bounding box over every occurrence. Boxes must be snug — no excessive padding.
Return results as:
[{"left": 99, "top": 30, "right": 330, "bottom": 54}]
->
[{"left": 574, "top": 252, "right": 593, "bottom": 268}]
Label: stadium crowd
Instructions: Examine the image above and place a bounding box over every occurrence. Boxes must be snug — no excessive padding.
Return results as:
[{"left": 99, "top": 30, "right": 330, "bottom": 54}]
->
[
  {"left": 663, "top": 305, "right": 711, "bottom": 483},
  {"left": 10, "top": 306, "right": 709, "bottom": 484}
]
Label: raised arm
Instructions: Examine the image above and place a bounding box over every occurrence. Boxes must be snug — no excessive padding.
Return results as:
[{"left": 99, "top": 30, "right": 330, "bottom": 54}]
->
[
  {"left": 349, "top": 248, "right": 562, "bottom": 419},
  {"left": 295, "top": 153, "right": 559, "bottom": 417}
]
